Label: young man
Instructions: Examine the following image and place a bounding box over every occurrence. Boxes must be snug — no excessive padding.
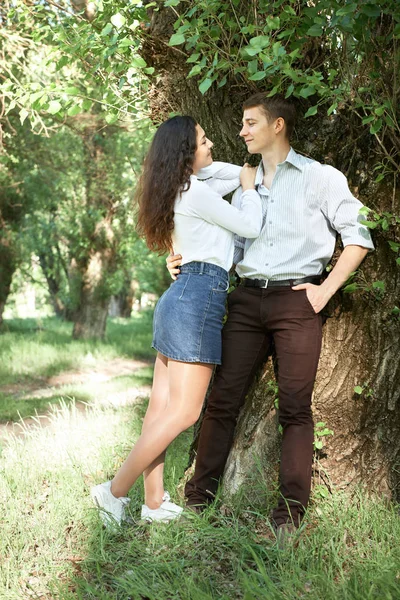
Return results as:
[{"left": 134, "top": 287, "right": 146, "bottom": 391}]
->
[{"left": 167, "top": 93, "right": 374, "bottom": 539}]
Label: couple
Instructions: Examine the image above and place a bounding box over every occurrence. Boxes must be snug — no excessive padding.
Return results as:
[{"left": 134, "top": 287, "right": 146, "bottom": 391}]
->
[{"left": 92, "top": 93, "right": 374, "bottom": 539}]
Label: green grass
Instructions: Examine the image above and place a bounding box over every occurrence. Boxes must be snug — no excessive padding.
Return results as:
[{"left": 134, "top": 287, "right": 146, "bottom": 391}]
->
[
  {"left": 1, "top": 316, "right": 400, "bottom": 599},
  {"left": 0, "top": 314, "right": 155, "bottom": 422},
  {"left": 1, "top": 399, "right": 400, "bottom": 600}
]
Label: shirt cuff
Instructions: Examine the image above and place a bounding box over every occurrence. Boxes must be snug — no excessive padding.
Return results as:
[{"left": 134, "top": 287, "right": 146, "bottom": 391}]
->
[{"left": 341, "top": 227, "right": 375, "bottom": 250}]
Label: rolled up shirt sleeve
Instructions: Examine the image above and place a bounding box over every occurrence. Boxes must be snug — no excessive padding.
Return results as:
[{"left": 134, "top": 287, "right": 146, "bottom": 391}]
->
[
  {"left": 196, "top": 162, "right": 241, "bottom": 196},
  {"left": 320, "top": 166, "right": 374, "bottom": 250}
]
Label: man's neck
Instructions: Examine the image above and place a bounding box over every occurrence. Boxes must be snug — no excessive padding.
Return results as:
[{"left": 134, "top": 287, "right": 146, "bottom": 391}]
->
[{"left": 261, "top": 143, "right": 291, "bottom": 174}]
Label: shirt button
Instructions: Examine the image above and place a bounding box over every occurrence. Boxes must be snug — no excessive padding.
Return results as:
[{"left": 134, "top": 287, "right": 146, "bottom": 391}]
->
[
  {"left": 269, "top": 221, "right": 272, "bottom": 224},
  {"left": 270, "top": 243, "right": 273, "bottom": 246},
  {"left": 271, "top": 200, "right": 274, "bottom": 203}
]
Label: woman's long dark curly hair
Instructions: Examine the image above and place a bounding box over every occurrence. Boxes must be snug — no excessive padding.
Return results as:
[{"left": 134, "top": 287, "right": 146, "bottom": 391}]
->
[{"left": 136, "top": 116, "right": 198, "bottom": 254}]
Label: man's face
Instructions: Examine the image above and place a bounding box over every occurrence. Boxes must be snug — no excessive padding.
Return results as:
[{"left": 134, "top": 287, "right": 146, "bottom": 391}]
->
[{"left": 239, "top": 106, "right": 276, "bottom": 154}]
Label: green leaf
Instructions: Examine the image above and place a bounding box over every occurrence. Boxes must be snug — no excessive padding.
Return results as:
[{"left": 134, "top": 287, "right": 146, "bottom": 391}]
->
[
  {"left": 372, "top": 281, "right": 385, "bottom": 291},
  {"left": 144, "top": 67, "right": 155, "bottom": 75},
  {"left": 131, "top": 56, "right": 147, "bottom": 68},
  {"left": 354, "top": 386, "right": 363, "bottom": 395},
  {"left": 370, "top": 119, "right": 382, "bottom": 134},
  {"left": 164, "top": 0, "right": 180, "bottom": 5},
  {"left": 30, "top": 91, "right": 44, "bottom": 104},
  {"left": 188, "top": 64, "right": 203, "bottom": 77},
  {"left": 217, "top": 76, "right": 227, "bottom": 88},
  {"left": 169, "top": 33, "right": 185, "bottom": 46},
  {"left": 285, "top": 84, "right": 294, "bottom": 98},
  {"left": 19, "top": 108, "right": 29, "bottom": 125},
  {"left": 381, "top": 218, "right": 389, "bottom": 231},
  {"left": 359, "top": 219, "right": 378, "bottom": 229},
  {"left": 101, "top": 23, "right": 113, "bottom": 36},
  {"left": 343, "top": 283, "right": 359, "bottom": 293},
  {"left": 249, "top": 71, "right": 267, "bottom": 81},
  {"left": 56, "top": 56, "right": 69, "bottom": 70},
  {"left": 388, "top": 241, "right": 400, "bottom": 253},
  {"left": 82, "top": 99, "right": 92, "bottom": 111},
  {"left": 199, "top": 78, "right": 212, "bottom": 95},
  {"left": 47, "top": 100, "right": 62, "bottom": 114},
  {"left": 314, "top": 440, "right": 323, "bottom": 449},
  {"left": 187, "top": 53, "right": 200, "bottom": 63},
  {"left": 359, "top": 206, "right": 371, "bottom": 216},
  {"left": 249, "top": 35, "right": 270, "bottom": 47},
  {"left": 360, "top": 4, "right": 381, "bottom": 18},
  {"left": 304, "top": 105, "right": 318, "bottom": 118},
  {"left": 64, "top": 87, "right": 81, "bottom": 95},
  {"left": 299, "top": 85, "right": 315, "bottom": 98},
  {"left": 307, "top": 24, "right": 323, "bottom": 36},
  {"left": 105, "top": 112, "right": 118, "bottom": 124},
  {"left": 327, "top": 102, "right": 337, "bottom": 116},
  {"left": 396, "top": 257, "right": 400, "bottom": 266},
  {"left": 118, "top": 37, "right": 132, "bottom": 48},
  {"left": 67, "top": 104, "right": 81, "bottom": 116},
  {"left": 374, "top": 106, "right": 385, "bottom": 116},
  {"left": 111, "top": 13, "right": 126, "bottom": 29},
  {"left": 362, "top": 115, "right": 374, "bottom": 124}
]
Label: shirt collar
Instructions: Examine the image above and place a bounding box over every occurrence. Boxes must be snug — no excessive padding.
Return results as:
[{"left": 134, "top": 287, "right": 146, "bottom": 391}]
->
[{"left": 255, "top": 147, "right": 304, "bottom": 188}]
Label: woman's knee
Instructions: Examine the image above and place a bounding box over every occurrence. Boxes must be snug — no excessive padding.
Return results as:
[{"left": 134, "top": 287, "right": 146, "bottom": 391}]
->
[{"left": 180, "top": 408, "right": 203, "bottom": 430}]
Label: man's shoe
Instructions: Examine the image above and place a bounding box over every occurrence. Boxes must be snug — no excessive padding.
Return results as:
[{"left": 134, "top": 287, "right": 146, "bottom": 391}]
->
[
  {"left": 141, "top": 492, "right": 183, "bottom": 523},
  {"left": 91, "top": 481, "right": 130, "bottom": 528},
  {"left": 275, "top": 522, "right": 297, "bottom": 549}
]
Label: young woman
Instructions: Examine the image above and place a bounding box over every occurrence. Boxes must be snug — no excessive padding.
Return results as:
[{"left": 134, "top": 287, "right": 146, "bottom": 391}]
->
[{"left": 91, "top": 115, "right": 261, "bottom": 526}]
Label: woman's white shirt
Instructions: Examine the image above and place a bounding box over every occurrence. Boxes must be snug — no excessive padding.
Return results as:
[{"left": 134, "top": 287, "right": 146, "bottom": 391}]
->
[{"left": 172, "top": 162, "right": 262, "bottom": 272}]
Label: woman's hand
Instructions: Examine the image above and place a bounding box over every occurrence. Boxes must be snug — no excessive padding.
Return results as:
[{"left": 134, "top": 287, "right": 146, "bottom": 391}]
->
[
  {"left": 166, "top": 253, "right": 182, "bottom": 280},
  {"left": 240, "top": 163, "right": 257, "bottom": 191}
]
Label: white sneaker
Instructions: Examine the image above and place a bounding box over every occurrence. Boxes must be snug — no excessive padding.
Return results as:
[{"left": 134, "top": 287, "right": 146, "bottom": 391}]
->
[
  {"left": 91, "top": 481, "right": 130, "bottom": 528},
  {"left": 141, "top": 492, "right": 183, "bottom": 523}
]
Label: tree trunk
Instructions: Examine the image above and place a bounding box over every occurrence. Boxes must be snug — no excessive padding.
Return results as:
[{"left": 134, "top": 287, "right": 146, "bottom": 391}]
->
[
  {"left": 0, "top": 243, "right": 16, "bottom": 327},
  {"left": 68, "top": 119, "right": 120, "bottom": 340},
  {"left": 71, "top": 251, "right": 111, "bottom": 340},
  {"left": 142, "top": 6, "right": 400, "bottom": 500},
  {"left": 38, "top": 253, "right": 66, "bottom": 318}
]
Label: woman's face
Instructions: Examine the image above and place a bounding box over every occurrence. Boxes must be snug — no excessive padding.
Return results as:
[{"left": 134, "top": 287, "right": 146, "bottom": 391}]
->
[{"left": 192, "top": 125, "right": 213, "bottom": 173}]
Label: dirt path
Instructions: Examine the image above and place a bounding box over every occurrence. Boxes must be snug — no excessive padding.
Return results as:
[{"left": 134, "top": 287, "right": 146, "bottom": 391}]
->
[{"left": 0, "top": 358, "right": 153, "bottom": 442}]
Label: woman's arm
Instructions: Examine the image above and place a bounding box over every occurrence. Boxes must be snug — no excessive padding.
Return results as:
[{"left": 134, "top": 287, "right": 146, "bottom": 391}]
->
[
  {"left": 196, "top": 161, "right": 241, "bottom": 196},
  {"left": 188, "top": 168, "right": 261, "bottom": 238}
]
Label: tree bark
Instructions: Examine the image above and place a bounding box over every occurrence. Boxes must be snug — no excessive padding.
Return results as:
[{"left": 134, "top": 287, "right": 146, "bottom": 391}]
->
[
  {"left": 38, "top": 252, "right": 66, "bottom": 318},
  {"left": 0, "top": 242, "right": 16, "bottom": 327},
  {"left": 142, "top": 5, "right": 400, "bottom": 501},
  {"left": 70, "top": 248, "right": 112, "bottom": 340}
]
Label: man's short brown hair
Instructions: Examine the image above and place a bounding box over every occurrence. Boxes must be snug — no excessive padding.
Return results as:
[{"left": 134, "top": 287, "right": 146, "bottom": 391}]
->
[{"left": 243, "top": 93, "right": 296, "bottom": 140}]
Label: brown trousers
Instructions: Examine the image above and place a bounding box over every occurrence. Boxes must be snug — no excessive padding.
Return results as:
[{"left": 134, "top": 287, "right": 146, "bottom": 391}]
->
[{"left": 185, "top": 284, "right": 323, "bottom": 526}]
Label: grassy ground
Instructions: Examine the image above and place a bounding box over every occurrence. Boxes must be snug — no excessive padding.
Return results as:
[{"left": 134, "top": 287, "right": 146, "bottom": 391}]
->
[
  {"left": 0, "top": 314, "right": 154, "bottom": 422},
  {"left": 1, "top": 316, "right": 400, "bottom": 599}
]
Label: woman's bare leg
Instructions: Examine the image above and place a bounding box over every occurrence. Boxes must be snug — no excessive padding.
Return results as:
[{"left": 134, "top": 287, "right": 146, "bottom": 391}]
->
[
  {"left": 111, "top": 359, "right": 213, "bottom": 501},
  {"left": 142, "top": 354, "right": 169, "bottom": 509}
]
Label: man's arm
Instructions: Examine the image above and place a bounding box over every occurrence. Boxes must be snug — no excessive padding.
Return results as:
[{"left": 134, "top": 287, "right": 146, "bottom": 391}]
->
[
  {"left": 292, "top": 245, "right": 368, "bottom": 313},
  {"left": 166, "top": 253, "right": 182, "bottom": 280}
]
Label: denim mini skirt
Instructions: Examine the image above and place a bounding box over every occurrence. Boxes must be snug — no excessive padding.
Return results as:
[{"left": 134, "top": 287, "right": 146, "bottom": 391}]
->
[{"left": 152, "top": 261, "right": 229, "bottom": 364}]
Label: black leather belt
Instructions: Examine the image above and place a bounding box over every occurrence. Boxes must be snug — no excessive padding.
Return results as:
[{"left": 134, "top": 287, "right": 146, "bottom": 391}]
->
[{"left": 240, "top": 275, "right": 321, "bottom": 288}]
